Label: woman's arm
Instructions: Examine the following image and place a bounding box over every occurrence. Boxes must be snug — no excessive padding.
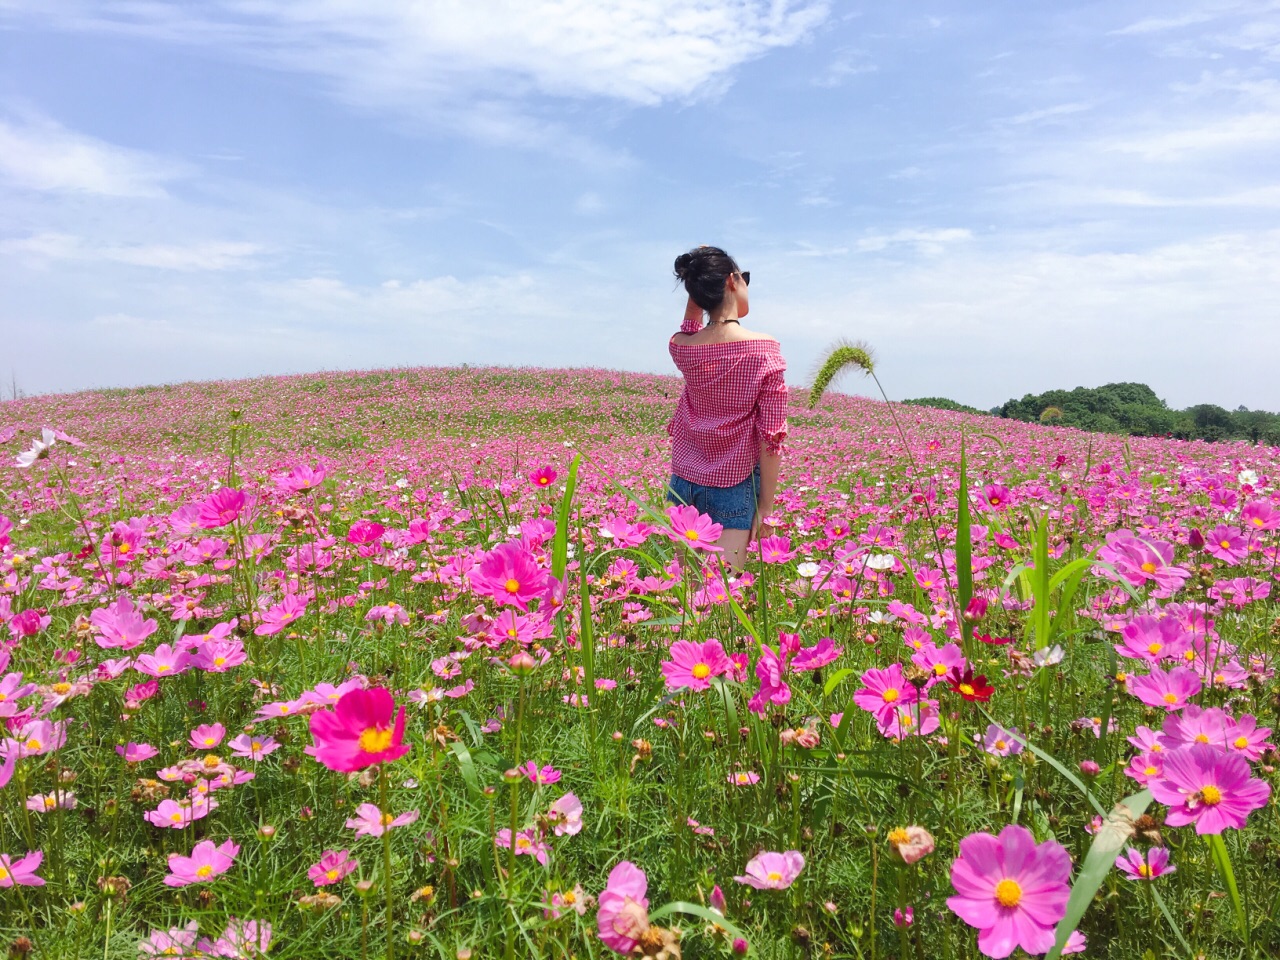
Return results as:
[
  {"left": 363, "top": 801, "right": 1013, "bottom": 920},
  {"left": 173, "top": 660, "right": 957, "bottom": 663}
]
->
[
  {"left": 755, "top": 441, "right": 782, "bottom": 530},
  {"left": 682, "top": 295, "right": 703, "bottom": 330}
]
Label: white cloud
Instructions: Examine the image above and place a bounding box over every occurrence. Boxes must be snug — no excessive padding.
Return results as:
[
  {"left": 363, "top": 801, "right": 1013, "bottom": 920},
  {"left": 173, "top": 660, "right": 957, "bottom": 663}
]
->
[
  {"left": 0, "top": 115, "right": 188, "bottom": 196},
  {"left": 6, "top": 2, "right": 830, "bottom": 116},
  {"left": 2, "top": 233, "right": 262, "bottom": 270},
  {"left": 854, "top": 228, "right": 973, "bottom": 254},
  {"left": 1003, "top": 102, "right": 1092, "bottom": 125},
  {"left": 1105, "top": 111, "right": 1280, "bottom": 159}
]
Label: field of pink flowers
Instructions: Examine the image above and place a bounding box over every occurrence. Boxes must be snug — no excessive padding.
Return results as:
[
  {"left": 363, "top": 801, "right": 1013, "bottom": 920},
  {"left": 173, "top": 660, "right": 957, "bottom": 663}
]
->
[{"left": 2, "top": 365, "right": 1280, "bottom": 960}]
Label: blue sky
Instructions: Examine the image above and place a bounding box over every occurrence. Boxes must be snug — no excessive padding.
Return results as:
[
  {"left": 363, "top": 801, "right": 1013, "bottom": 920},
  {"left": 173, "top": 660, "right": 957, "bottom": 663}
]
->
[{"left": 2, "top": 1, "right": 1279, "bottom": 410}]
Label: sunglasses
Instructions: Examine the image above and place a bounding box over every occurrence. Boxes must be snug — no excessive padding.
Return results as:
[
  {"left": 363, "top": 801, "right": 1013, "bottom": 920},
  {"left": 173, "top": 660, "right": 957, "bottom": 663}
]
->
[{"left": 739, "top": 271, "right": 751, "bottom": 286}]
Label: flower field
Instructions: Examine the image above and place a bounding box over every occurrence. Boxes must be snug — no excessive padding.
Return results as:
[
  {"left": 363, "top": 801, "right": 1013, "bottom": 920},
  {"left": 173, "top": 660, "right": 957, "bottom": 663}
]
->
[{"left": 2, "top": 365, "right": 1280, "bottom": 959}]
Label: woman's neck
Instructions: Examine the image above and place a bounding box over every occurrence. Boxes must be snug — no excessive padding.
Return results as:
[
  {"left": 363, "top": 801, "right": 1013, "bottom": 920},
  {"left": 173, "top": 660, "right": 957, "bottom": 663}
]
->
[{"left": 708, "top": 298, "right": 739, "bottom": 324}]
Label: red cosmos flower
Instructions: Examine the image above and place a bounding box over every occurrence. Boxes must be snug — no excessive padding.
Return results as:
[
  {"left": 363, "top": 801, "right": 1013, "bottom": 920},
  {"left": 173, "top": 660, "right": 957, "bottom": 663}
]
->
[
  {"left": 973, "top": 632, "right": 1013, "bottom": 646},
  {"left": 307, "top": 687, "right": 409, "bottom": 772},
  {"left": 947, "top": 667, "right": 994, "bottom": 702}
]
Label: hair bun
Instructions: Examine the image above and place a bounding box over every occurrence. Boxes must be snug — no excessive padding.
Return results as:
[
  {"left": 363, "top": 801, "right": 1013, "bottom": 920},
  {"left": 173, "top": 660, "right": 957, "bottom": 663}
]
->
[{"left": 673, "top": 252, "right": 695, "bottom": 282}]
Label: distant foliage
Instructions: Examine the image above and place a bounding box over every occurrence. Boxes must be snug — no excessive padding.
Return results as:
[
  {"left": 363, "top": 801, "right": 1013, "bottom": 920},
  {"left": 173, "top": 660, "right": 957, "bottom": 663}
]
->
[
  {"left": 997, "top": 382, "right": 1280, "bottom": 443},
  {"left": 902, "top": 396, "right": 986, "bottom": 415}
]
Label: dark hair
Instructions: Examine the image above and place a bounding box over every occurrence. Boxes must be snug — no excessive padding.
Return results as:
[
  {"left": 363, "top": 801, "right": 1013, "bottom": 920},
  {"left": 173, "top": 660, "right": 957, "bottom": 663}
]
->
[{"left": 673, "top": 245, "right": 740, "bottom": 312}]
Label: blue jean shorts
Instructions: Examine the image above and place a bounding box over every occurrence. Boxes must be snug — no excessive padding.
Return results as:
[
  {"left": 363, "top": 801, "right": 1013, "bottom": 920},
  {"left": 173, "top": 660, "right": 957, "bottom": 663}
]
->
[{"left": 666, "top": 463, "right": 761, "bottom": 531}]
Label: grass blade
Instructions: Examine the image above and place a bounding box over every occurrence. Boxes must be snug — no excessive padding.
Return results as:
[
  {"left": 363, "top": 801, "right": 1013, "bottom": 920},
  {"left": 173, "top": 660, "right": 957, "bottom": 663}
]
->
[
  {"left": 1209, "top": 833, "right": 1249, "bottom": 944},
  {"left": 955, "top": 432, "right": 974, "bottom": 632},
  {"left": 551, "top": 453, "right": 581, "bottom": 582}
]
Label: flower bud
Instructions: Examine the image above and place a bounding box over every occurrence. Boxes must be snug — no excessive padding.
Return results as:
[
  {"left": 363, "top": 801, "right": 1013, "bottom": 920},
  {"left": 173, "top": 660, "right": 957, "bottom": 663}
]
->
[{"left": 508, "top": 651, "right": 536, "bottom": 675}]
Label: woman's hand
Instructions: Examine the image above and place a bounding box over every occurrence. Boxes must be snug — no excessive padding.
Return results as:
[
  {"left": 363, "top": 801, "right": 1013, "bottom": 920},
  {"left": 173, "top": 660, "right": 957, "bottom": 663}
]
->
[{"left": 749, "top": 510, "right": 774, "bottom": 544}]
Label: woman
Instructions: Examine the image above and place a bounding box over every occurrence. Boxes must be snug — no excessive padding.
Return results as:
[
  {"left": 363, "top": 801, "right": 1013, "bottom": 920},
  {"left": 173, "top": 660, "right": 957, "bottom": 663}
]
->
[{"left": 666, "top": 245, "right": 789, "bottom": 571}]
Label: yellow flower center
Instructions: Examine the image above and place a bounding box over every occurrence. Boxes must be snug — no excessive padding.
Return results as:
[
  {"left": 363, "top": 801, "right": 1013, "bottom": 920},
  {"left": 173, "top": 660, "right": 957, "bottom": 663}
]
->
[
  {"left": 1194, "top": 734, "right": 1210, "bottom": 743},
  {"left": 504, "top": 578, "right": 520, "bottom": 593},
  {"left": 958, "top": 683, "right": 975, "bottom": 696},
  {"left": 1235, "top": 736, "right": 1250, "bottom": 749},
  {"left": 213, "top": 657, "right": 226, "bottom": 666},
  {"left": 766, "top": 871, "right": 783, "bottom": 882},
  {"left": 326, "top": 869, "right": 339, "bottom": 881},
  {"left": 882, "top": 688, "right": 900, "bottom": 703},
  {"left": 691, "top": 663, "right": 711, "bottom": 680},
  {"left": 1200, "top": 785, "right": 1222, "bottom": 805},
  {"left": 887, "top": 828, "right": 909, "bottom": 845},
  {"left": 52, "top": 683, "right": 71, "bottom": 694},
  {"left": 685, "top": 530, "right": 700, "bottom": 541},
  {"left": 564, "top": 891, "right": 577, "bottom": 904},
  {"left": 0, "top": 867, "right": 8, "bottom": 881},
  {"left": 1138, "top": 864, "right": 1152, "bottom": 878},
  {"left": 1162, "top": 693, "right": 1178, "bottom": 704},
  {"left": 1220, "top": 540, "right": 1231, "bottom": 549},
  {"left": 43, "top": 797, "right": 56, "bottom": 809},
  {"left": 381, "top": 813, "right": 395, "bottom": 825},
  {"left": 170, "top": 812, "right": 183, "bottom": 822},
  {"left": 1144, "top": 766, "right": 1158, "bottom": 776},
  {"left": 1183, "top": 650, "right": 1196, "bottom": 661},
  {"left": 196, "top": 864, "right": 213, "bottom": 877},
  {"left": 251, "top": 741, "right": 263, "bottom": 751},
  {"left": 994, "top": 878, "right": 1022, "bottom": 908},
  {"left": 1140, "top": 562, "right": 1156, "bottom": 573},
  {"left": 203, "top": 755, "right": 222, "bottom": 769},
  {"left": 995, "top": 740, "right": 1007, "bottom": 751},
  {"left": 24, "top": 738, "right": 41, "bottom": 751},
  {"left": 934, "top": 663, "right": 947, "bottom": 676},
  {"left": 1147, "top": 643, "right": 1163, "bottom": 655},
  {"left": 359, "top": 727, "right": 394, "bottom": 753},
  {"left": 516, "top": 837, "right": 531, "bottom": 849},
  {"left": 156, "top": 664, "right": 171, "bottom": 673}
]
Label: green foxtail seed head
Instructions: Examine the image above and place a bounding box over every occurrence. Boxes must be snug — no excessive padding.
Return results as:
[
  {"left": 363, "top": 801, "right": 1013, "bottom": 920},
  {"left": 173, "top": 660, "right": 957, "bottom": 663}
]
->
[{"left": 808, "top": 339, "right": 876, "bottom": 409}]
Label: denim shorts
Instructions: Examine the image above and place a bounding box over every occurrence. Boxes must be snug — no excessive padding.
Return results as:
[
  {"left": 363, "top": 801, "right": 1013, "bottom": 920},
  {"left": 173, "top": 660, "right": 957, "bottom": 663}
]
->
[{"left": 666, "top": 463, "right": 761, "bottom": 531}]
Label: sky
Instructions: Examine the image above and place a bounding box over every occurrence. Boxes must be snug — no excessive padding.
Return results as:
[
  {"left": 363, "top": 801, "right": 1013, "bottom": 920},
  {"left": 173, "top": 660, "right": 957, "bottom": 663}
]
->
[{"left": 2, "top": 1, "right": 1279, "bottom": 410}]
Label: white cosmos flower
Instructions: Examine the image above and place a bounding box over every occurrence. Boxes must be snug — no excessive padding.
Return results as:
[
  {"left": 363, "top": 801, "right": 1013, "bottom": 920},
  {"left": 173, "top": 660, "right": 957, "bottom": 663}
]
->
[
  {"left": 1238, "top": 469, "right": 1258, "bottom": 486},
  {"left": 1033, "top": 645, "right": 1064, "bottom": 668},
  {"left": 797, "top": 561, "right": 819, "bottom": 578},
  {"left": 865, "top": 554, "right": 895, "bottom": 571},
  {"left": 14, "top": 428, "right": 56, "bottom": 469},
  {"left": 866, "top": 610, "right": 897, "bottom": 625}
]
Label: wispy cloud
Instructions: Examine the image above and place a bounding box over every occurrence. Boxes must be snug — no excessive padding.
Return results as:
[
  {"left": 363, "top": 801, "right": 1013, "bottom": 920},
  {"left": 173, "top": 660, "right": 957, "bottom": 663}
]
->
[
  {"left": 3, "top": 233, "right": 263, "bottom": 270},
  {"left": 0, "top": 115, "right": 188, "bottom": 196}
]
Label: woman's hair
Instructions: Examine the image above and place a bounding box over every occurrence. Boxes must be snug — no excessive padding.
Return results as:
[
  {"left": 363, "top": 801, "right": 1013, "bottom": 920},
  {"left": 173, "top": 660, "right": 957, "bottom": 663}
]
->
[{"left": 673, "top": 245, "right": 740, "bottom": 312}]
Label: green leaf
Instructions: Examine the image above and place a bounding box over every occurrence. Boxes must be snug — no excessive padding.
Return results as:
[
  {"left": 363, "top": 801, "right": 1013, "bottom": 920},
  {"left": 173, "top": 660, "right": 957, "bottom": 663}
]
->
[
  {"left": 551, "top": 454, "right": 581, "bottom": 582},
  {"left": 988, "top": 712, "right": 1106, "bottom": 817},
  {"left": 823, "top": 668, "right": 855, "bottom": 697},
  {"left": 1209, "top": 832, "right": 1249, "bottom": 943},
  {"left": 955, "top": 433, "right": 974, "bottom": 625},
  {"left": 1045, "top": 789, "right": 1151, "bottom": 960},
  {"left": 648, "top": 901, "right": 753, "bottom": 950},
  {"left": 449, "top": 741, "right": 482, "bottom": 799}
]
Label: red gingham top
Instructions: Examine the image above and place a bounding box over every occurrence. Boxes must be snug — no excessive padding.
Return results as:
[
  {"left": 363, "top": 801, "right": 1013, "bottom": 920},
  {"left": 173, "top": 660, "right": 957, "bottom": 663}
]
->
[{"left": 666, "top": 322, "right": 789, "bottom": 487}]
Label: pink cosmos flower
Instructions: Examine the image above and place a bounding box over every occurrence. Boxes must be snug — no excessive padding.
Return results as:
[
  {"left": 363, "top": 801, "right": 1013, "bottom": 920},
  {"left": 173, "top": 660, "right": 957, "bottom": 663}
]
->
[
  {"left": 876, "top": 700, "right": 940, "bottom": 740},
  {"left": 1241, "top": 500, "right": 1280, "bottom": 531},
  {"left": 188, "top": 723, "right": 227, "bottom": 750},
  {"left": 0, "top": 850, "right": 44, "bottom": 887},
  {"left": 1148, "top": 743, "right": 1271, "bottom": 834},
  {"left": 747, "top": 646, "right": 791, "bottom": 715},
  {"left": 495, "top": 828, "right": 549, "bottom": 865},
  {"left": 661, "top": 639, "right": 730, "bottom": 691},
  {"left": 758, "top": 535, "right": 797, "bottom": 563},
  {"left": 1114, "top": 615, "right": 1190, "bottom": 664},
  {"left": 229, "top": 734, "right": 279, "bottom": 761},
  {"left": 89, "top": 594, "right": 158, "bottom": 650},
  {"left": 520, "top": 761, "right": 562, "bottom": 785},
  {"left": 1128, "top": 666, "right": 1202, "bottom": 712},
  {"left": 134, "top": 643, "right": 192, "bottom": 678},
  {"left": 529, "top": 465, "right": 557, "bottom": 489},
  {"left": 308, "top": 849, "right": 359, "bottom": 886},
  {"left": 197, "top": 919, "right": 272, "bottom": 958},
  {"left": 665, "top": 504, "right": 724, "bottom": 552},
  {"left": 947, "top": 824, "right": 1072, "bottom": 959},
  {"left": 145, "top": 797, "right": 218, "bottom": 829},
  {"left": 164, "top": 838, "right": 239, "bottom": 886},
  {"left": 7, "top": 720, "right": 67, "bottom": 758},
  {"left": 193, "top": 639, "right": 247, "bottom": 673},
  {"left": 469, "top": 542, "right": 550, "bottom": 611},
  {"left": 597, "top": 861, "right": 650, "bottom": 955},
  {"left": 547, "top": 792, "right": 583, "bottom": 836},
  {"left": 345, "top": 803, "right": 419, "bottom": 837},
  {"left": 1115, "top": 846, "right": 1174, "bottom": 881},
  {"left": 982, "top": 724, "right": 1023, "bottom": 758},
  {"left": 853, "top": 664, "right": 917, "bottom": 722},
  {"left": 138, "top": 921, "right": 199, "bottom": 957},
  {"left": 198, "top": 488, "right": 246, "bottom": 529},
  {"left": 734, "top": 850, "right": 804, "bottom": 889},
  {"left": 254, "top": 595, "right": 308, "bottom": 636},
  {"left": 307, "top": 687, "right": 409, "bottom": 772},
  {"left": 276, "top": 463, "right": 327, "bottom": 495},
  {"left": 116, "top": 741, "right": 158, "bottom": 763},
  {"left": 727, "top": 770, "right": 760, "bottom": 786},
  {"left": 912, "top": 642, "right": 967, "bottom": 688},
  {"left": 1204, "top": 524, "right": 1248, "bottom": 564},
  {"left": 346, "top": 520, "right": 385, "bottom": 545},
  {"left": 1223, "top": 714, "right": 1274, "bottom": 761},
  {"left": 1161, "top": 704, "right": 1229, "bottom": 749},
  {"left": 0, "top": 753, "right": 14, "bottom": 791},
  {"left": 1125, "top": 751, "right": 1165, "bottom": 786},
  {"left": 887, "top": 826, "right": 935, "bottom": 864},
  {"left": 26, "top": 791, "right": 76, "bottom": 813},
  {"left": 790, "top": 637, "right": 843, "bottom": 672}
]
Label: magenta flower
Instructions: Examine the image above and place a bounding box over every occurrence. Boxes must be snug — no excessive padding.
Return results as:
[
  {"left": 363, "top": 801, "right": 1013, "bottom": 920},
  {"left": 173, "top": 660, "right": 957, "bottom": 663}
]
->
[
  {"left": 947, "top": 824, "right": 1072, "bottom": 959},
  {"left": 145, "top": 797, "right": 218, "bottom": 829},
  {"left": 89, "top": 594, "right": 157, "bottom": 650},
  {"left": 229, "top": 734, "right": 279, "bottom": 761},
  {"left": 308, "top": 849, "right": 359, "bottom": 887},
  {"left": 547, "top": 792, "right": 583, "bottom": 836},
  {"left": 1128, "top": 666, "right": 1202, "bottom": 712},
  {"left": 734, "top": 850, "right": 804, "bottom": 889},
  {"left": 982, "top": 724, "right": 1023, "bottom": 758},
  {"left": 758, "top": 535, "right": 796, "bottom": 563},
  {"left": 0, "top": 850, "right": 45, "bottom": 887},
  {"left": 665, "top": 504, "right": 724, "bottom": 552},
  {"left": 197, "top": 919, "right": 272, "bottom": 958},
  {"left": 1115, "top": 846, "right": 1174, "bottom": 881},
  {"left": 529, "top": 465, "right": 557, "bottom": 488},
  {"left": 7, "top": 720, "right": 67, "bottom": 758},
  {"left": 1148, "top": 743, "right": 1271, "bottom": 834},
  {"left": 661, "top": 639, "right": 730, "bottom": 691},
  {"left": 116, "top": 741, "right": 158, "bottom": 763},
  {"left": 494, "top": 828, "right": 549, "bottom": 866},
  {"left": 747, "top": 646, "right": 792, "bottom": 715},
  {"left": 790, "top": 637, "right": 843, "bottom": 672},
  {"left": 345, "top": 802, "right": 419, "bottom": 837},
  {"left": 596, "top": 861, "right": 650, "bottom": 954},
  {"left": 164, "top": 838, "right": 239, "bottom": 886},
  {"left": 1204, "top": 524, "right": 1248, "bottom": 564},
  {"left": 519, "top": 761, "right": 562, "bottom": 785},
  {"left": 188, "top": 723, "right": 227, "bottom": 750},
  {"left": 197, "top": 488, "right": 246, "bottom": 529},
  {"left": 307, "top": 687, "right": 409, "bottom": 772},
  {"left": 253, "top": 595, "right": 308, "bottom": 636},
  {"left": 1114, "top": 615, "right": 1190, "bottom": 664},
  {"left": 1224, "top": 714, "right": 1274, "bottom": 761},
  {"left": 1161, "top": 704, "right": 1229, "bottom": 749},
  {"left": 138, "top": 922, "right": 199, "bottom": 957},
  {"left": 469, "top": 541, "right": 550, "bottom": 610},
  {"left": 1241, "top": 500, "right": 1280, "bottom": 531},
  {"left": 193, "top": 639, "right": 247, "bottom": 673},
  {"left": 853, "top": 664, "right": 918, "bottom": 722},
  {"left": 134, "top": 643, "right": 192, "bottom": 678},
  {"left": 727, "top": 770, "right": 760, "bottom": 786},
  {"left": 345, "top": 520, "right": 386, "bottom": 545}
]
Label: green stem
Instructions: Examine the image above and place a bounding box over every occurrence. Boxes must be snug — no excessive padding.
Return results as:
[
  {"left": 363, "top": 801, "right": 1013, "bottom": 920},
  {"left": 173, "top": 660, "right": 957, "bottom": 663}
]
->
[{"left": 379, "top": 766, "right": 395, "bottom": 960}]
